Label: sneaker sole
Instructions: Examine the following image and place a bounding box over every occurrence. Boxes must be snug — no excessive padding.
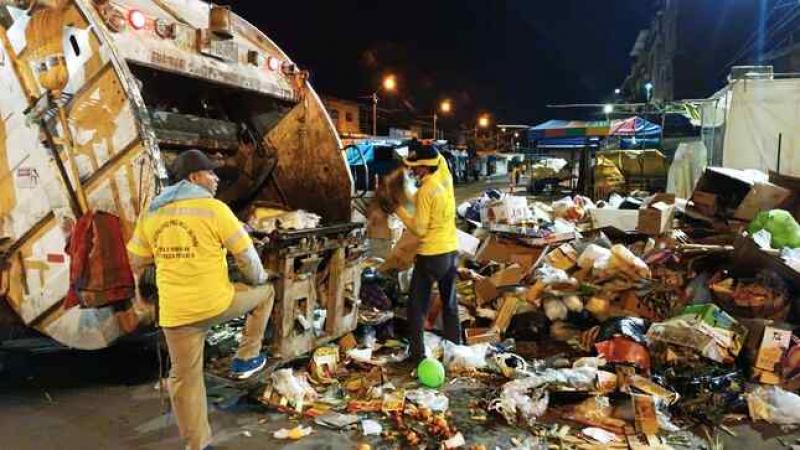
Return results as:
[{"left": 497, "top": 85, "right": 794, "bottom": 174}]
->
[{"left": 232, "top": 359, "right": 267, "bottom": 380}]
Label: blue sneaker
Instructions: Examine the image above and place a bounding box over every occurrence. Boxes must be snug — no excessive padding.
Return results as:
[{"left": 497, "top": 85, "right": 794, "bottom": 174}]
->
[{"left": 230, "top": 354, "right": 267, "bottom": 380}]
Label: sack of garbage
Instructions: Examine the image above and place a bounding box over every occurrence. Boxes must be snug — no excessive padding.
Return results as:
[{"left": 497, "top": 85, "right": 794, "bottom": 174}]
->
[
  {"left": 748, "top": 209, "right": 800, "bottom": 249},
  {"left": 747, "top": 385, "right": 800, "bottom": 425}
]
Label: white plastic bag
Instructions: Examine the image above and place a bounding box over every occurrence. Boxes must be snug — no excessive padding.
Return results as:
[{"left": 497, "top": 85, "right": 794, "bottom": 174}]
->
[
  {"left": 271, "top": 369, "right": 318, "bottom": 406},
  {"left": 535, "top": 265, "right": 574, "bottom": 286},
  {"left": 443, "top": 341, "right": 489, "bottom": 371},
  {"left": 406, "top": 388, "right": 450, "bottom": 411},
  {"left": 577, "top": 244, "right": 611, "bottom": 270},
  {"left": 747, "top": 385, "right": 800, "bottom": 425}
]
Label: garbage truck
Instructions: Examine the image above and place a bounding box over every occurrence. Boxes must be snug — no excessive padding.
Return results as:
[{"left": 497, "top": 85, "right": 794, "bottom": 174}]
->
[{"left": 0, "top": 0, "right": 362, "bottom": 356}]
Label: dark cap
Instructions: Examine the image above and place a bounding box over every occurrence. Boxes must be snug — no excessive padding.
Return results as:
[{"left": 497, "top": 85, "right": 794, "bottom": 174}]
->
[
  {"left": 403, "top": 139, "right": 440, "bottom": 167},
  {"left": 171, "top": 149, "right": 219, "bottom": 180}
]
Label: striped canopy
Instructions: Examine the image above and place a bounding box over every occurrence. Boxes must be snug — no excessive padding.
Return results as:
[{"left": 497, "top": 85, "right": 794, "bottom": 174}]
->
[{"left": 529, "top": 120, "right": 610, "bottom": 139}]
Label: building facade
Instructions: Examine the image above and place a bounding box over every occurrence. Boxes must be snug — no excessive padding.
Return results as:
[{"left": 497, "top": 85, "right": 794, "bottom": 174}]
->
[
  {"left": 322, "top": 96, "right": 362, "bottom": 136},
  {"left": 621, "top": 0, "right": 766, "bottom": 103}
]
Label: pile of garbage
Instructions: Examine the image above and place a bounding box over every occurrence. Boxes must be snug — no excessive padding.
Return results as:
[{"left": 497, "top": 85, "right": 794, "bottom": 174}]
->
[{"left": 240, "top": 166, "right": 800, "bottom": 448}]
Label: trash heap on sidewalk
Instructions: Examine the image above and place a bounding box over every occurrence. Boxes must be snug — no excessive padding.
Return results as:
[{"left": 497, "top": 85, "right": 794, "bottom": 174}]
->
[{"left": 231, "top": 166, "right": 800, "bottom": 448}]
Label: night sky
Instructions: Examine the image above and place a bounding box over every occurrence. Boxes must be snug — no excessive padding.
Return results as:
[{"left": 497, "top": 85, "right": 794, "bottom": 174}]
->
[{"left": 232, "top": 1, "right": 764, "bottom": 126}]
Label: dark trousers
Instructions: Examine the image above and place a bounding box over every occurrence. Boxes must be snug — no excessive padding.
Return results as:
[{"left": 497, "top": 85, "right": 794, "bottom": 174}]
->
[{"left": 409, "top": 251, "right": 462, "bottom": 360}]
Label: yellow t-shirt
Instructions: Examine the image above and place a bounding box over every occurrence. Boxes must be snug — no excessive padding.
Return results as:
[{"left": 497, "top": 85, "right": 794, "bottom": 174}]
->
[
  {"left": 398, "top": 155, "right": 458, "bottom": 255},
  {"left": 127, "top": 198, "right": 253, "bottom": 327}
]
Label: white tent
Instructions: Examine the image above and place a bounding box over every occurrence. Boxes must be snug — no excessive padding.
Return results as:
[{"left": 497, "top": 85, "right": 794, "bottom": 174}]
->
[{"left": 723, "top": 78, "right": 800, "bottom": 177}]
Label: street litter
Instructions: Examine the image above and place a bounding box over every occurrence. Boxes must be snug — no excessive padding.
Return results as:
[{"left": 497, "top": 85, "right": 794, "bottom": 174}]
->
[
  {"left": 229, "top": 166, "right": 800, "bottom": 449},
  {"left": 273, "top": 425, "right": 313, "bottom": 440},
  {"left": 361, "top": 419, "right": 383, "bottom": 436}
]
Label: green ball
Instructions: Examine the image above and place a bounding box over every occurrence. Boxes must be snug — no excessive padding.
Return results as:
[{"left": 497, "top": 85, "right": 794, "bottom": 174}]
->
[{"left": 417, "top": 357, "right": 445, "bottom": 388}]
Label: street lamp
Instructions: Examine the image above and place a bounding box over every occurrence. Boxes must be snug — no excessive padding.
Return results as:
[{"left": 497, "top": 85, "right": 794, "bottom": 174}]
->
[
  {"left": 603, "top": 104, "right": 614, "bottom": 126},
  {"left": 478, "top": 115, "right": 490, "bottom": 128},
  {"left": 382, "top": 74, "right": 397, "bottom": 92},
  {"left": 644, "top": 82, "right": 654, "bottom": 103},
  {"left": 614, "top": 88, "right": 621, "bottom": 95},
  {"left": 371, "top": 74, "right": 397, "bottom": 136},
  {"left": 433, "top": 99, "right": 452, "bottom": 140}
]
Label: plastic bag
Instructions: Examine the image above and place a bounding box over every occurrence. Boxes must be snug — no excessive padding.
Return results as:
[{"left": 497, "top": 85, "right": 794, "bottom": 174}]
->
[
  {"left": 271, "top": 369, "right": 318, "bottom": 406},
  {"left": 747, "top": 385, "right": 800, "bottom": 425},
  {"left": 423, "top": 331, "right": 444, "bottom": 359},
  {"left": 748, "top": 209, "right": 800, "bottom": 249},
  {"left": 443, "top": 341, "right": 489, "bottom": 371},
  {"left": 609, "top": 244, "right": 651, "bottom": 279},
  {"left": 782, "top": 247, "right": 800, "bottom": 272},
  {"left": 577, "top": 244, "right": 612, "bottom": 270},
  {"left": 543, "top": 298, "right": 568, "bottom": 321},
  {"left": 406, "top": 388, "right": 450, "bottom": 411},
  {"left": 535, "top": 265, "right": 575, "bottom": 286}
]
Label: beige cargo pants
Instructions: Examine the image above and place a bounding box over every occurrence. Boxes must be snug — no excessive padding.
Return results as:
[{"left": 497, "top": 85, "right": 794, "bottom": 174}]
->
[{"left": 162, "top": 282, "right": 275, "bottom": 450}]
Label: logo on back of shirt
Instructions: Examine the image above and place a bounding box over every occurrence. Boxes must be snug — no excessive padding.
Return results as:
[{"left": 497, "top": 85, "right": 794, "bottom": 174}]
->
[{"left": 153, "top": 219, "right": 199, "bottom": 259}]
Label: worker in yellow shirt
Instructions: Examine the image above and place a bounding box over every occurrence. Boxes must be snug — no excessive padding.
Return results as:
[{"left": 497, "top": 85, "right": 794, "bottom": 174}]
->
[
  {"left": 127, "top": 149, "right": 274, "bottom": 450},
  {"left": 394, "top": 140, "right": 462, "bottom": 363}
]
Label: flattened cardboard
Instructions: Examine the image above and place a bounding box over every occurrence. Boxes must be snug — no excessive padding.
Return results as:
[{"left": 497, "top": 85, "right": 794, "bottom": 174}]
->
[{"left": 379, "top": 230, "right": 420, "bottom": 272}]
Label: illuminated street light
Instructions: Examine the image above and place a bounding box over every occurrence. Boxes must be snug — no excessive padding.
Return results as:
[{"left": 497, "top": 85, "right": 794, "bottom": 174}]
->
[
  {"left": 371, "top": 74, "right": 399, "bottom": 136},
  {"left": 603, "top": 104, "right": 614, "bottom": 114},
  {"left": 644, "top": 81, "right": 654, "bottom": 102},
  {"left": 478, "top": 115, "right": 490, "bottom": 128},
  {"left": 614, "top": 88, "right": 621, "bottom": 95},
  {"left": 433, "top": 99, "right": 453, "bottom": 139},
  {"left": 382, "top": 74, "right": 397, "bottom": 92},
  {"left": 514, "top": 132, "right": 519, "bottom": 138}
]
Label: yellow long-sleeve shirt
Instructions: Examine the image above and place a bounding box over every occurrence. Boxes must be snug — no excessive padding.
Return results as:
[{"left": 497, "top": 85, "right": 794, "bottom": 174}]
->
[{"left": 397, "top": 155, "right": 458, "bottom": 255}]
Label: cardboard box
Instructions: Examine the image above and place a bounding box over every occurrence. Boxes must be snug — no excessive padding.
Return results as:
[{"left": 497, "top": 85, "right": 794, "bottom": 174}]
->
[
  {"left": 754, "top": 325, "right": 792, "bottom": 384},
  {"left": 691, "top": 167, "right": 791, "bottom": 221},
  {"left": 690, "top": 191, "right": 718, "bottom": 217},
  {"left": 546, "top": 243, "right": 578, "bottom": 271},
  {"left": 456, "top": 229, "right": 480, "bottom": 258},
  {"left": 379, "top": 230, "right": 419, "bottom": 272},
  {"left": 475, "top": 234, "right": 545, "bottom": 272},
  {"left": 490, "top": 264, "right": 524, "bottom": 286},
  {"left": 631, "top": 393, "right": 659, "bottom": 435},
  {"left": 491, "top": 294, "right": 520, "bottom": 333},
  {"left": 473, "top": 264, "right": 524, "bottom": 306},
  {"left": 591, "top": 208, "right": 640, "bottom": 232},
  {"left": 480, "top": 195, "right": 531, "bottom": 225},
  {"left": 473, "top": 278, "right": 499, "bottom": 306},
  {"left": 465, "top": 327, "right": 501, "bottom": 345},
  {"left": 366, "top": 202, "right": 392, "bottom": 239},
  {"left": 637, "top": 193, "right": 676, "bottom": 236}
]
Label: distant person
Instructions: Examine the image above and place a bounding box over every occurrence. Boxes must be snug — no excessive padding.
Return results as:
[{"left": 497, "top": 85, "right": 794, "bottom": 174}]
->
[
  {"left": 127, "top": 149, "right": 274, "bottom": 450},
  {"left": 508, "top": 165, "right": 518, "bottom": 193}
]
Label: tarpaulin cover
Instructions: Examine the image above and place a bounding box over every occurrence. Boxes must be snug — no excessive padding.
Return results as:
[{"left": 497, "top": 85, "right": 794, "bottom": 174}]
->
[
  {"left": 723, "top": 78, "right": 800, "bottom": 177},
  {"left": 345, "top": 143, "right": 401, "bottom": 176},
  {"left": 609, "top": 116, "right": 662, "bottom": 138},
  {"left": 529, "top": 120, "right": 610, "bottom": 140}
]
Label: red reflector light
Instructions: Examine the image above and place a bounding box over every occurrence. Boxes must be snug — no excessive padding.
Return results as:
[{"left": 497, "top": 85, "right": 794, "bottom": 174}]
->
[
  {"left": 267, "top": 56, "right": 281, "bottom": 71},
  {"left": 128, "top": 9, "right": 146, "bottom": 30}
]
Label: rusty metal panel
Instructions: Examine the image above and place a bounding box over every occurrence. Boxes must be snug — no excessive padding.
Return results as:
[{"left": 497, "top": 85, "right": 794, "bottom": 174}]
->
[{"left": 263, "top": 90, "right": 353, "bottom": 224}]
